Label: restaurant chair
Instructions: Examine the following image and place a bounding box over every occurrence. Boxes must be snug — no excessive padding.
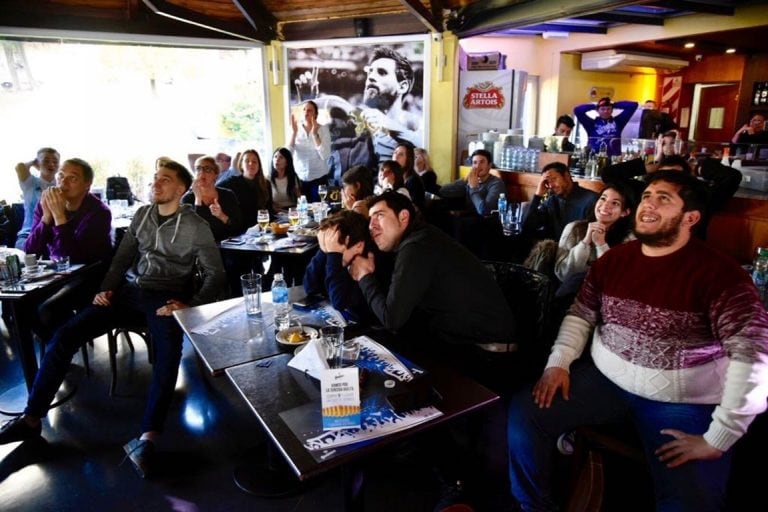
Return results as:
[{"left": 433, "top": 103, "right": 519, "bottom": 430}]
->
[
  {"left": 107, "top": 322, "right": 153, "bottom": 396},
  {"left": 481, "top": 261, "right": 556, "bottom": 392},
  {"left": 483, "top": 261, "right": 555, "bottom": 352}
]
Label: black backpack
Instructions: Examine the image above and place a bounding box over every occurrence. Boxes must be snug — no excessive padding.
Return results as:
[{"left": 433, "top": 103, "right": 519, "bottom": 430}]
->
[{"left": 106, "top": 176, "right": 134, "bottom": 205}]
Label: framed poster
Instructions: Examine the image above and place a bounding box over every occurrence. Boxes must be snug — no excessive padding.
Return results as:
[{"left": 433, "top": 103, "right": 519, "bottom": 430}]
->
[{"left": 284, "top": 35, "right": 429, "bottom": 180}]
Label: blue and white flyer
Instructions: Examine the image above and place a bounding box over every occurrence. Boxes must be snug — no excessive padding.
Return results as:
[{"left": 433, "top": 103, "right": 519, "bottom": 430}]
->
[{"left": 321, "top": 368, "right": 361, "bottom": 430}]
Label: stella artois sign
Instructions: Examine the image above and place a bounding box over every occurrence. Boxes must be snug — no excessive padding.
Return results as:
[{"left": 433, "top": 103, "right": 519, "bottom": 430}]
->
[{"left": 463, "top": 81, "right": 505, "bottom": 109}]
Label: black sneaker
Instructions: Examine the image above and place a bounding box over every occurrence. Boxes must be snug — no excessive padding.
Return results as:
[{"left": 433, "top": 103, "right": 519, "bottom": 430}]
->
[
  {"left": 434, "top": 480, "right": 475, "bottom": 512},
  {"left": 0, "top": 416, "right": 42, "bottom": 445},
  {"left": 122, "top": 438, "right": 156, "bottom": 479}
]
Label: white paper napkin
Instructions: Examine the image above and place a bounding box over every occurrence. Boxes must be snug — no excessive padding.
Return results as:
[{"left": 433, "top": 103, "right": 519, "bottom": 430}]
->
[{"left": 287, "top": 338, "right": 329, "bottom": 379}]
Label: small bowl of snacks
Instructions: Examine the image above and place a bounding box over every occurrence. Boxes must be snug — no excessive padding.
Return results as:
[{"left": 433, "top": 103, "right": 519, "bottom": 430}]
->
[
  {"left": 269, "top": 222, "right": 290, "bottom": 235},
  {"left": 276, "top": 326, "right": 318, "bottom": 347}
]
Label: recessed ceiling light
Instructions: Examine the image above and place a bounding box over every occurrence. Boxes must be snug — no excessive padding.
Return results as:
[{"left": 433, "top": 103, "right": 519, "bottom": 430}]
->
[
  {"left": 684, "top": 42, "right": 695, "bottom": 49},
  {"left": 725, "top": 48, "right": 736, "bottom": 54}
]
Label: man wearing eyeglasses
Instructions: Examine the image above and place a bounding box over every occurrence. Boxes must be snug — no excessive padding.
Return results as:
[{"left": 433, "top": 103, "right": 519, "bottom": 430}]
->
[
  {"left": 24, "top": 158, "right": 113, "bottom": 346},
  {"left": 361, "top": 47, "right": 423, "bottom": 164}
]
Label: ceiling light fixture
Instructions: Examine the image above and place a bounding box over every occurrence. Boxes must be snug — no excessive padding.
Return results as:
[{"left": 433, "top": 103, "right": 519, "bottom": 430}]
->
[
  {"left": 725, "top": 48, "right": 736, "bottom": 54},
  {"left": 684, "top": 42, "right": 695, "bottom": 49}
]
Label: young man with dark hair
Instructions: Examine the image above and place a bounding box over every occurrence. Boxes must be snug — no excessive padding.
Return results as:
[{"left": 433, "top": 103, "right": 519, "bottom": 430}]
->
[
  {"left": 303, "top": 209, "right": 392, "bottom": 324},
  {"left": 348, "top": 190, "right": 516, "bottom": 510},
  {"left": 439, "top": 148, "right": 505, "bottom": 216},
  {"left": 601, "top": 147, "right": 742, "bottom": 238},
  {"left": 349, "top": 190, "right": 514, "bottom": 347},
  {"left": 0, "top": 159, "right": 226, "bottom": 480},
  {"left": 554, "top": 115, "right": 575, "bottom": 152},
  {"left": 574, "top": 97, "right": 638, "bottom": 156},
  {"left": 508, "top": 171, "right": 768, "bottom": 512},
  {"left": 523, "top": 162, "right": 599, "bottom": 242}
]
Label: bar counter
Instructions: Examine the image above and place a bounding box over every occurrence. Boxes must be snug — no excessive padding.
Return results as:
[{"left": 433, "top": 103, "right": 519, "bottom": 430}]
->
[{"left": 457, "top": 166, "right": 768, "bottom": 264}]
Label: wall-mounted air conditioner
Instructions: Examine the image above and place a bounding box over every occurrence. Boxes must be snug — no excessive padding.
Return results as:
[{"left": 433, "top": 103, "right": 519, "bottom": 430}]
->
[{"left": 580, "top": 50, "right": 689, "bottom": 74}]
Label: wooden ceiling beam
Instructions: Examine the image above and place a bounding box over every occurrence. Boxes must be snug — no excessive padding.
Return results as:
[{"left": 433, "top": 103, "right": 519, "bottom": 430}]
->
[
  {"left": 141, "top": 0, "right": 266, "bottom": 42},
  {"left": 578, "top": 11, "right": 665, "bottom": 25},
  {"left": 399, "top": 0, "right": 441, "bottom": 32},
  {"left": 454, "top": 0, "right": 646, "bottom": 37},
  {"left": 651, "top": 1, "right": 735, "bottom": 16},
  {"left": 231, "top": 0, "right": 278, "bottom": 41}
]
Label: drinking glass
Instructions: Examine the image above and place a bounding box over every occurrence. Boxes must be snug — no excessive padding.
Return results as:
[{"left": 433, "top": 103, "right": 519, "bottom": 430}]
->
[
  {"left": 257, "top": 210, "right": 270, "bottom": 233},
  {"left": 54, "top": 255, "right": 71, "bottom": 272},
  {"left": 320, "top": 325, "right": 344, "bottom": 369},
  {"left": 502, "top": 203, "right": 522, "bottom": 236},
  {"left": 339, "top": 337, "right": 360, "bottom": 368},
  {"left": 241, "top": 273, "right": 262, "bottom": 316},
  {"left": 288, "top": 208, "right": 299, "bottom": 230},
  {"left": 318, "top": 184, "right": 328, "bottom": 202}
]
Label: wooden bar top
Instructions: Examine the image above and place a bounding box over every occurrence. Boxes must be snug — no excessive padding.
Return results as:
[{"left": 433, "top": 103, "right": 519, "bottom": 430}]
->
[{"left": 456, "top": 166, "right": 768, "bottom": 264}]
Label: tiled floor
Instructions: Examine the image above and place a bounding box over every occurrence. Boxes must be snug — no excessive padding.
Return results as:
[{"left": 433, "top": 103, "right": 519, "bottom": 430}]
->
[{"left": 0, "top": 325, "right": 517, "bottom": 512}]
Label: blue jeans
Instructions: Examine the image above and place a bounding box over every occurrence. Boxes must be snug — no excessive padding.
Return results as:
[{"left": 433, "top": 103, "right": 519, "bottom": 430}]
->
[
  {"left": 26, "top": 285, "right": 187, "bottom": 435},
  {"left": 507, "top": 361, "right": 732, "bottom": 512}
]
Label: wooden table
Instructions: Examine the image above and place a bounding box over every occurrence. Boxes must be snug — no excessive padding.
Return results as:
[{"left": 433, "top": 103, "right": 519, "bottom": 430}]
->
[{"left": 1, "top": 263, "right": 98, "bottom": 390}]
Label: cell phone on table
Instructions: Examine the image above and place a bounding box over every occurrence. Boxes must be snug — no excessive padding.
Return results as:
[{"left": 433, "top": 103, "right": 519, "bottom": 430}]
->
[{"left": 293, "top": 293, "right": 324, "bottom": 310}]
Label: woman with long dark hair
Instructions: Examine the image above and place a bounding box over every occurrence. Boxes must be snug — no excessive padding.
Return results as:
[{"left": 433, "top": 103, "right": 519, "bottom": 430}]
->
[
  {"left": 554, "top": 181, "right": 636, "bottom": 283},
  {"left": 218, "top": 148, "right": 271, "bottom": 228},
  {"left": 392, "top": 143, "right": 425, "bottom": 209},
  {"left": 269, "top": 147, "right": 302, "bottom": 211}
]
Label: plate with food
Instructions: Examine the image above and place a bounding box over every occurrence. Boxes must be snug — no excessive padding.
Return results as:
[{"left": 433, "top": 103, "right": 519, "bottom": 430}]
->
[{"left": 276, "top": 326, "right": 319, "bottom": 347}]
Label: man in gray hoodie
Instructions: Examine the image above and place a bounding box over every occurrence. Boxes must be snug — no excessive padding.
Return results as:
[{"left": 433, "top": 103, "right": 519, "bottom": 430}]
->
[{"left": 0, "top": 159, "right": 226, "bottom": 479}]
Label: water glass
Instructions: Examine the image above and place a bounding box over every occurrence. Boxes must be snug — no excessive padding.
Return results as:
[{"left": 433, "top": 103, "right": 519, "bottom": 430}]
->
[
  {"left": 241, "top": 273, "right": 262, "bottom": 316},
  {"left": 502, "top": 203, "right": 522, "bottom": 236},
  {"left": 339, "top": 338, "right": 361, "bottom": 368},
  {"left": 54, "top": 255, "right": 71, "bottom": 272},
  {"left": 320, "top": 325, "right": 344, "bottom": 369},
  {"left": 24, "top": 253, "right": 37, "bottom": 268},
  {"left": 0, "top": 261, "right": 20, "bottom": 285}
]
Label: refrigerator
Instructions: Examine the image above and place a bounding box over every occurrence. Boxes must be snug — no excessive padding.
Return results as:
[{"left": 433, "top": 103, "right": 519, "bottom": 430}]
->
[{"left": 457, "top": 69, "right": 528, "bottom": 165}]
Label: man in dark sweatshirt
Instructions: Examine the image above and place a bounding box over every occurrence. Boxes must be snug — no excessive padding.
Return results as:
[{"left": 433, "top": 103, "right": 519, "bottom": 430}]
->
[{"left": 348, "top": 190, "right": 514, "bottom": 347}]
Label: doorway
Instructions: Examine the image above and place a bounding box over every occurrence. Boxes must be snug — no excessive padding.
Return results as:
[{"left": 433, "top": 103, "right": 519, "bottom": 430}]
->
[{"left": 690, "top": 83, "right": 739, "bottom": 146}]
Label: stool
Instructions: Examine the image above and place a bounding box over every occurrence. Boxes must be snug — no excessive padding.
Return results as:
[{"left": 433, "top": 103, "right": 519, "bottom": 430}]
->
[{"left": 566, "top": 425, "right": 650, "bottom": 512}]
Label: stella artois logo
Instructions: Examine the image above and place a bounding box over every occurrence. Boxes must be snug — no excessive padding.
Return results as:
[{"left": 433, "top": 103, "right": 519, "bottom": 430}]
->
[{"left": 463, "top": 81, "right": 505, "bottom": 109}]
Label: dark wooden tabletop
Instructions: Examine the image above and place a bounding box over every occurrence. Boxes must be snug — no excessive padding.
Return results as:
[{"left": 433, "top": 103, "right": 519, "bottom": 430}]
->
[
  {"left": 174, "top": 287, "right": 331, "bottom": 376},
  {"left": 225, "top": 350, "right": 499, "bottom": 482}
]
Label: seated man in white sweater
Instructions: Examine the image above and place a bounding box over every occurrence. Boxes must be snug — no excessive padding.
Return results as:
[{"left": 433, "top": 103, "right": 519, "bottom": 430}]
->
[{"left": 507, "top": 170, "right": 768, "bottom": 512}]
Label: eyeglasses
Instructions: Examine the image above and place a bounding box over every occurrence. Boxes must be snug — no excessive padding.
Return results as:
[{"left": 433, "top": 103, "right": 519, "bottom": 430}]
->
[{"left": 195, "top": 165, "right": 218, "bottom": 174}]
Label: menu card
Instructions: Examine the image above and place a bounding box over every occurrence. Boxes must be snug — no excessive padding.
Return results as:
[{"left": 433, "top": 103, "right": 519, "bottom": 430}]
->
[{"left": 320, "top": 368, "right": 361, "bottom": 430}]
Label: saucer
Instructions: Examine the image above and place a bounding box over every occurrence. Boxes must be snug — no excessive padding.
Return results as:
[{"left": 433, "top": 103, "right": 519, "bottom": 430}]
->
[{"left": 276, "top": 326, "right": 318, "bottom": 347}]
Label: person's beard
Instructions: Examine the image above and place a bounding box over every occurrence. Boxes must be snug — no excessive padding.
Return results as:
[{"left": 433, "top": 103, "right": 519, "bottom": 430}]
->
[
  {"left": 363, "top": 86, "right": 396, "bottom": 111},
  {"left": 633, "top": 212, "right": 683, "bottom": 247}
]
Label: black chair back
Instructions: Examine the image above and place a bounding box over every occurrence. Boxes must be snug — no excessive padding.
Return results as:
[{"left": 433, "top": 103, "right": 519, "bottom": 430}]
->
[{"left": 483, "top": 261, "right": 555, "bottom": 350}]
